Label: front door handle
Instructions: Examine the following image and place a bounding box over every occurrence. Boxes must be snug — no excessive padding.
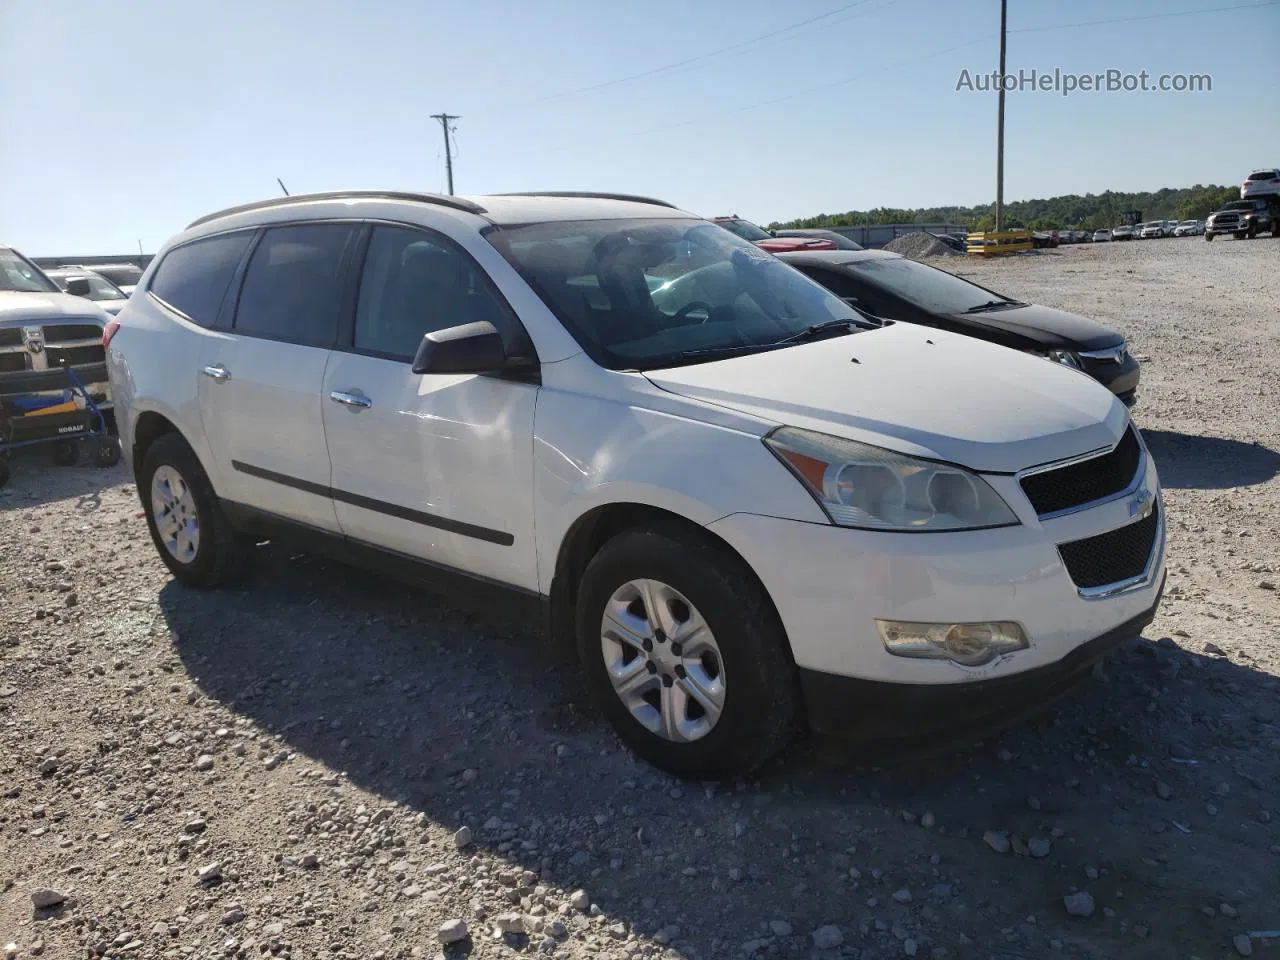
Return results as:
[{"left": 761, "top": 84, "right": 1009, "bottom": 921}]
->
[
  {"left": 201, "top": 365, "right": 231, "bottom": 382},
  {"left": 329, "top": 390, "right": 372, "bottom": 410}
]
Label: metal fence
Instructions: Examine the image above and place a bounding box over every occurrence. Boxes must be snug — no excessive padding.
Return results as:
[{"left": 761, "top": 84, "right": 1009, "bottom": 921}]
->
[{"left": 31, "top": 254, "right": 154, "bottom": 270}]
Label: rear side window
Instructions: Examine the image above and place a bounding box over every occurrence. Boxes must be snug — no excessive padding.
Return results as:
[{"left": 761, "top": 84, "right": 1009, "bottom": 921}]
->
[
  {"left": 233, "top": 224, "right": 356, "bottom": 347},
  {"left": 150, "top": 233, "right": 254, "bottom": 327}
]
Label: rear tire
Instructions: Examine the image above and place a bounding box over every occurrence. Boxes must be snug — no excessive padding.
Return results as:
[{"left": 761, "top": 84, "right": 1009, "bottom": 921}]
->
[
  {"left": 575, "top": 525, "right": 800, "bottom": 779},
  {"left": 139, "top": 432, "right": 249, "bottom": 588}
]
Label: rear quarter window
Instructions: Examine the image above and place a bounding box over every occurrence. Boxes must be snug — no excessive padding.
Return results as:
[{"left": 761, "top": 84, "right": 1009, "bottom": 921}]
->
[{"left": 149, "top": 232, "right": 255, "bottom": 327}]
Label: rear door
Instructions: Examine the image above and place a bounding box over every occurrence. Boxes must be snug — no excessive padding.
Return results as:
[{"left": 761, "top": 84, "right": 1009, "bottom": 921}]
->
[
  {"left": 320, "top": 223, "right": 539, "bottom": 590},
  {"left": 197, "top": 222, "right": 359, "bottom": 531}
]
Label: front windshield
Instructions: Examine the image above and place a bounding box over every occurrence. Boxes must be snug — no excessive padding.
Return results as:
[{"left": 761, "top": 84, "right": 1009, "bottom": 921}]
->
[
  {"left": 845, "top": 257, "right": 1011, "bottom": 314},
  {"left": 716, "top": 219, "right": 772, "bottom": 242},
  {"left": 0, "top": 249, "right": 58, "bottom": 293},
  {"left": 485, "top": 218, "right": 860, "bottom": 370},
  {"left": 1180, "top": 221, "right": 1197, "bottom": 226},
  {"left": 53, "top": 272, "right": 126, "bottom": 300}
]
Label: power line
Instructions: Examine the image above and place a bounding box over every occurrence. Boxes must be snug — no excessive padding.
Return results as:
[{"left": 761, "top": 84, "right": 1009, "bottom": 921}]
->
[
  {"left": 430, "top": 113, "right": 459, "bottom": 195},
  {"left": 635, "top": 34, "right": 992, "bottom": 135},
  {"left": 1009, "top": 0, "right": 1278, "bottom": 34},
  {"left": 474, "top": 0, "right": 898, "bottom": 117}
]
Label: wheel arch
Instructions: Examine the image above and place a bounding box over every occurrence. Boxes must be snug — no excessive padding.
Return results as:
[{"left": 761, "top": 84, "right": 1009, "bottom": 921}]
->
[{"left": 546, "top": 502, "right": 788, "bottom": 664}]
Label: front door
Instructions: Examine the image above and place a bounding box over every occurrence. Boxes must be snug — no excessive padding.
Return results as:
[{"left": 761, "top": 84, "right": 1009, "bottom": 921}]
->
[
  {"left": 321, "top": 224, "right": 539, "bottom": 591},
  {"left": 197, "top": 222, "right": 359, "bottom": 532}
]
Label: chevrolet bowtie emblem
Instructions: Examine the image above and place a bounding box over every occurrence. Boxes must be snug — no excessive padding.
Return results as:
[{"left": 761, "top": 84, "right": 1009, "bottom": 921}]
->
[{"left": 1130, "top": 490, "right": 1155, "bottom": 520}]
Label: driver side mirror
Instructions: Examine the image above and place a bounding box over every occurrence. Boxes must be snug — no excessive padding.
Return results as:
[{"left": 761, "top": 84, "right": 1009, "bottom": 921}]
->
[
  {"left": 412, "top": 320, "right": 537, "bottom": 377},
  {"left": 65, "top": 276, "right": 92, "bottom": 297}
]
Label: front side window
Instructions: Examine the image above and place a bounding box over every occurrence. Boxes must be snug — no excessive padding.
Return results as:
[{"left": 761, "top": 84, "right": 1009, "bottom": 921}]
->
[
  {"left": 233, "top": 224, "right": 355, "bottom": 347},
  {"left": 0, "top": 249, "right": 57, "bottom": 293},
  {"left": 844, "top": 258, "right": 1012, "bottom": 314},
  {"left": 485, "top": 218, "right": 864, "bottom": 370},
  {"left": 150, "top": 232, "right": 254, "bottom": 327},
  {"left": 353, "top": 226, "right": 514, "bottom": 360}
]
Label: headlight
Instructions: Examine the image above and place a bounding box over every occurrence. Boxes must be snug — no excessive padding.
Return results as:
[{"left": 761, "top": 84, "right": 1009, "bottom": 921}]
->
[
  {"left": 765, "top": 427, "right": 1019, "bottom": 531},
  {"left": 1046, "top": 349, "right": 1081, "bottom": 368}
]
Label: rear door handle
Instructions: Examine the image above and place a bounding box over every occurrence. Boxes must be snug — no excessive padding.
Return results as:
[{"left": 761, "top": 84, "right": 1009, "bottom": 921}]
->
[
  {"left": 329, "top": 390, "right": 372, "bottom": 409},
  {"left": 201, "top": 365, "right": 231, "bottom": 382}
]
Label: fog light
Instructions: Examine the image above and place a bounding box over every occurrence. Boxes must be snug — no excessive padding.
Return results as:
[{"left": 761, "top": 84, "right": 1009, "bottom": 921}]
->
[{"left": 876, "top": 620, "right": 1029, "bottom": 667}]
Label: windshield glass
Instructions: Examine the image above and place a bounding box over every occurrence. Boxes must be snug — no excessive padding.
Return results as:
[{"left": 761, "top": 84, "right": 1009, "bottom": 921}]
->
[
  {"left": 485, "top": 218, "right": 861, "bottom": 369},
  {"left": 0, "top": 249, "right": 58, "bottom": 293},
  {"left": 845, "top": 257, "right": 1011, "bottom": 314},
  {"left": 52, "top": 272, "right": 126, "bottom": 300},
  {"left": 716, "top": 219, "right": 772, "bottom": 242},
  {"left": 1180, "top": 220, "right": 1197, "bottom": 226}
]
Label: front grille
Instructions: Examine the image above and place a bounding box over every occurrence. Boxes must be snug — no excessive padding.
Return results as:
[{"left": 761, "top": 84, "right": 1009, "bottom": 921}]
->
[
  {"left": 1058, "top": 504, "right": 1159, "bottom": 590},
  {"left": 42, "top": 323, "right": 104, "bottom": 343},
  {"left": 45, "top": 344, "right": 105, "bottom": 367},
  {"left": 0, "top": 352, "right": 28, "bottom": 373},
  {"left": 1020, "top": 427, "right": 1142, "bottom": 516},
  {"left": 0, "top": 329, "right": 21, "bottom": 348}
]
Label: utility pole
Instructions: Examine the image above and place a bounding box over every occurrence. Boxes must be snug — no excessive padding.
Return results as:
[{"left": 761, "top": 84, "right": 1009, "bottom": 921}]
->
[
  {"left": 995, "top": 0, "right": 1008, "bottom": 233},
  {"left": 431, "top": 113, "right": 460, "bottom": 195}
]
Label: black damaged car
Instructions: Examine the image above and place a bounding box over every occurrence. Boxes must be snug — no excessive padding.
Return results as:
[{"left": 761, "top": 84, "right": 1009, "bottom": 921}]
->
[{"left": 778, "top": 250, "right": 1140, "bottom": 407}]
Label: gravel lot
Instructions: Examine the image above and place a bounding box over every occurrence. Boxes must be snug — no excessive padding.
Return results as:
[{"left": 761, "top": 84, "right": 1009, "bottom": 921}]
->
[{"left": 2, "top": 236, "right": 1278, "bottom": 960}]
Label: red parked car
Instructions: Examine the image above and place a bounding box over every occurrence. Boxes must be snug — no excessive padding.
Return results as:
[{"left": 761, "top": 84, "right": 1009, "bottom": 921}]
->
[{"left": 712, "top": 215, "right": 840, "bottom": 252}]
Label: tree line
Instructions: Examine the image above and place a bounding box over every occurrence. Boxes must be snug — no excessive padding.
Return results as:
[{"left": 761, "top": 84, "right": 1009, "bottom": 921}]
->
[{"left": 768, "top": 184, "right": 1240, "bottom": 232}]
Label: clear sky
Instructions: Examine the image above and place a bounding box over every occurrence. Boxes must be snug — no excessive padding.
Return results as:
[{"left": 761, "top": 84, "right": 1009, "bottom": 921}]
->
[{"left": 2, "top": 0, "right": 1277, "bottom": 255}]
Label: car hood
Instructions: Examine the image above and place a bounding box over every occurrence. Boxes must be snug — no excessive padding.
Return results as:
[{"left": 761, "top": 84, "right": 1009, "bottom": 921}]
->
[
  {"left": 0, "top": 290, "right": 110, "bottom": 324},
  {"left": 96, "top": 299, "right": 126, "bottom": 316},
  {"left": 944, "top": 303, "right": 1124, "bottom": 351},
  {"left": 644, "top": 323, "right": 1126, "bottom": 474}
]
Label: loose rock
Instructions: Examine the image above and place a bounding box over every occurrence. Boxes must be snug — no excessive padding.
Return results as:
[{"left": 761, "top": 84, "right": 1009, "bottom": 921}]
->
[
  {"left": 983, "top": 830, "right": 1010, "bottom": 854},
  {"left": 812, "top": 925, "right": 843, "bottom": 950},
  {"left": 438, "top": 919, "right": 469, "bottom": 944},
  {"left": 30, "top": 888, "right": 65, "bottom": 910},
  {"left": 1064, "top": 891, "right": 1096, "bottom": 918}
]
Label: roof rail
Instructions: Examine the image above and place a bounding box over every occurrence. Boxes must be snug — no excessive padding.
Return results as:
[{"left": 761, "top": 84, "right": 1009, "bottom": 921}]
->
[
  {"left": 493, "top": 191, "right": 680, "bottom": 210},
  {"left": 186, "top": 190, "right": 487, "bottom": 229}
]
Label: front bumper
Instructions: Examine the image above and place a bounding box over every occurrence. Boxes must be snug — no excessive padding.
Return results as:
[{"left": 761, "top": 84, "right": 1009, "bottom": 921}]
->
[
  {"left": 707, "top": 441, "right": 1165, "bottom": 709},
  {"left": 1081, "top": 352, "right": 1140, "bottom": 402},
  {"left": 798, "top": 582, "right": 1162, "bottom": 737}
]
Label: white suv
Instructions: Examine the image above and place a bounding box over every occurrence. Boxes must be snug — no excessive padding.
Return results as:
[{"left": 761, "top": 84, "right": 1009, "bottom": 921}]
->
[{"left": 107, "top": 191, "right": 1166, "bottom": 779}]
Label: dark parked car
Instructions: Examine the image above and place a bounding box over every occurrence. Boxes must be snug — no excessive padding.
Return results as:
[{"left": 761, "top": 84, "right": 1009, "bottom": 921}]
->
[
  {"left": 778, "top": 250, "right": 1140, "bottom": 406},
  {"left": 771, "top": 229, "right": 864, "bottom": 250}
]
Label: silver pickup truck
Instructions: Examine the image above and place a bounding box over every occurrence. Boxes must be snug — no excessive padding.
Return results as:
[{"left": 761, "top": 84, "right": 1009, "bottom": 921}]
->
[{"left": 1, "top": 243, "right": 115, "bottom": 438}]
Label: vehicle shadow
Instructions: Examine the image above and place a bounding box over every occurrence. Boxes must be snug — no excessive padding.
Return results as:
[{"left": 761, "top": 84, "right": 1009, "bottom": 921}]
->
[
  {"left": 1141, "top": 429, "right": 1280, "bottom": 489},
  {"left": 159, "top": 541, "right": 1280, "bottom": 959},
  {"left": 0, "top": 447, "right": 125, "bottom": 512}
]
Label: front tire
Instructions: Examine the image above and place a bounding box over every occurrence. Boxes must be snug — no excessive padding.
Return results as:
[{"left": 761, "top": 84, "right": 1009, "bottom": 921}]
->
[
  {"left": 139, "top": 432, "right": 248, "bottom": 588},
  {"left": 575, "top": 526, "right": 800, "bottom": 779},
  {"left": 1205, "top": 232, "right": 1214, "bottom": 242}
]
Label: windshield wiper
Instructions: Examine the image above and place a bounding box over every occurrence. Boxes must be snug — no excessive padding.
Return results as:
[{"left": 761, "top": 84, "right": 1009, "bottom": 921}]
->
[
  {"left": 771, "top": 317, "right": 879, "bottom": 345},
  {"left": 639, "top": 318, "right": 877, "bottom": 370},
  {"left": 964, "top": 299, "right": 1022, "bottom": 313}
]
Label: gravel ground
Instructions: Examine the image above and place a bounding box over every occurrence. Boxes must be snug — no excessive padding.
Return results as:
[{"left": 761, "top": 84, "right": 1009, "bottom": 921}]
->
[{"left": 2, "top": 236, "right": 1278, "bottom": 960}]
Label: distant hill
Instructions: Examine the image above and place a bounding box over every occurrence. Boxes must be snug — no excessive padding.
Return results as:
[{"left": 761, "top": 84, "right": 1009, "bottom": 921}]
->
[{"left": 768, "top": 185, "right": 1239, "bottom": 232}]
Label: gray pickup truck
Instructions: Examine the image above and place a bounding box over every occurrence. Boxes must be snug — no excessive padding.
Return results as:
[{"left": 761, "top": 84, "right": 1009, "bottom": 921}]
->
[
  {"left": 1204, "top": 198, "right": 1280, "bottom": 240},
  {"left": 1, "top": 243, "right": 115, "bottom": 442}
]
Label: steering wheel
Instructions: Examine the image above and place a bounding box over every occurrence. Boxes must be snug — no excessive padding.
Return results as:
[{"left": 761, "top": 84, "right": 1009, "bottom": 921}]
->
[{"left": 672, "top": 301, "right": 715, "bottom": 325}]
